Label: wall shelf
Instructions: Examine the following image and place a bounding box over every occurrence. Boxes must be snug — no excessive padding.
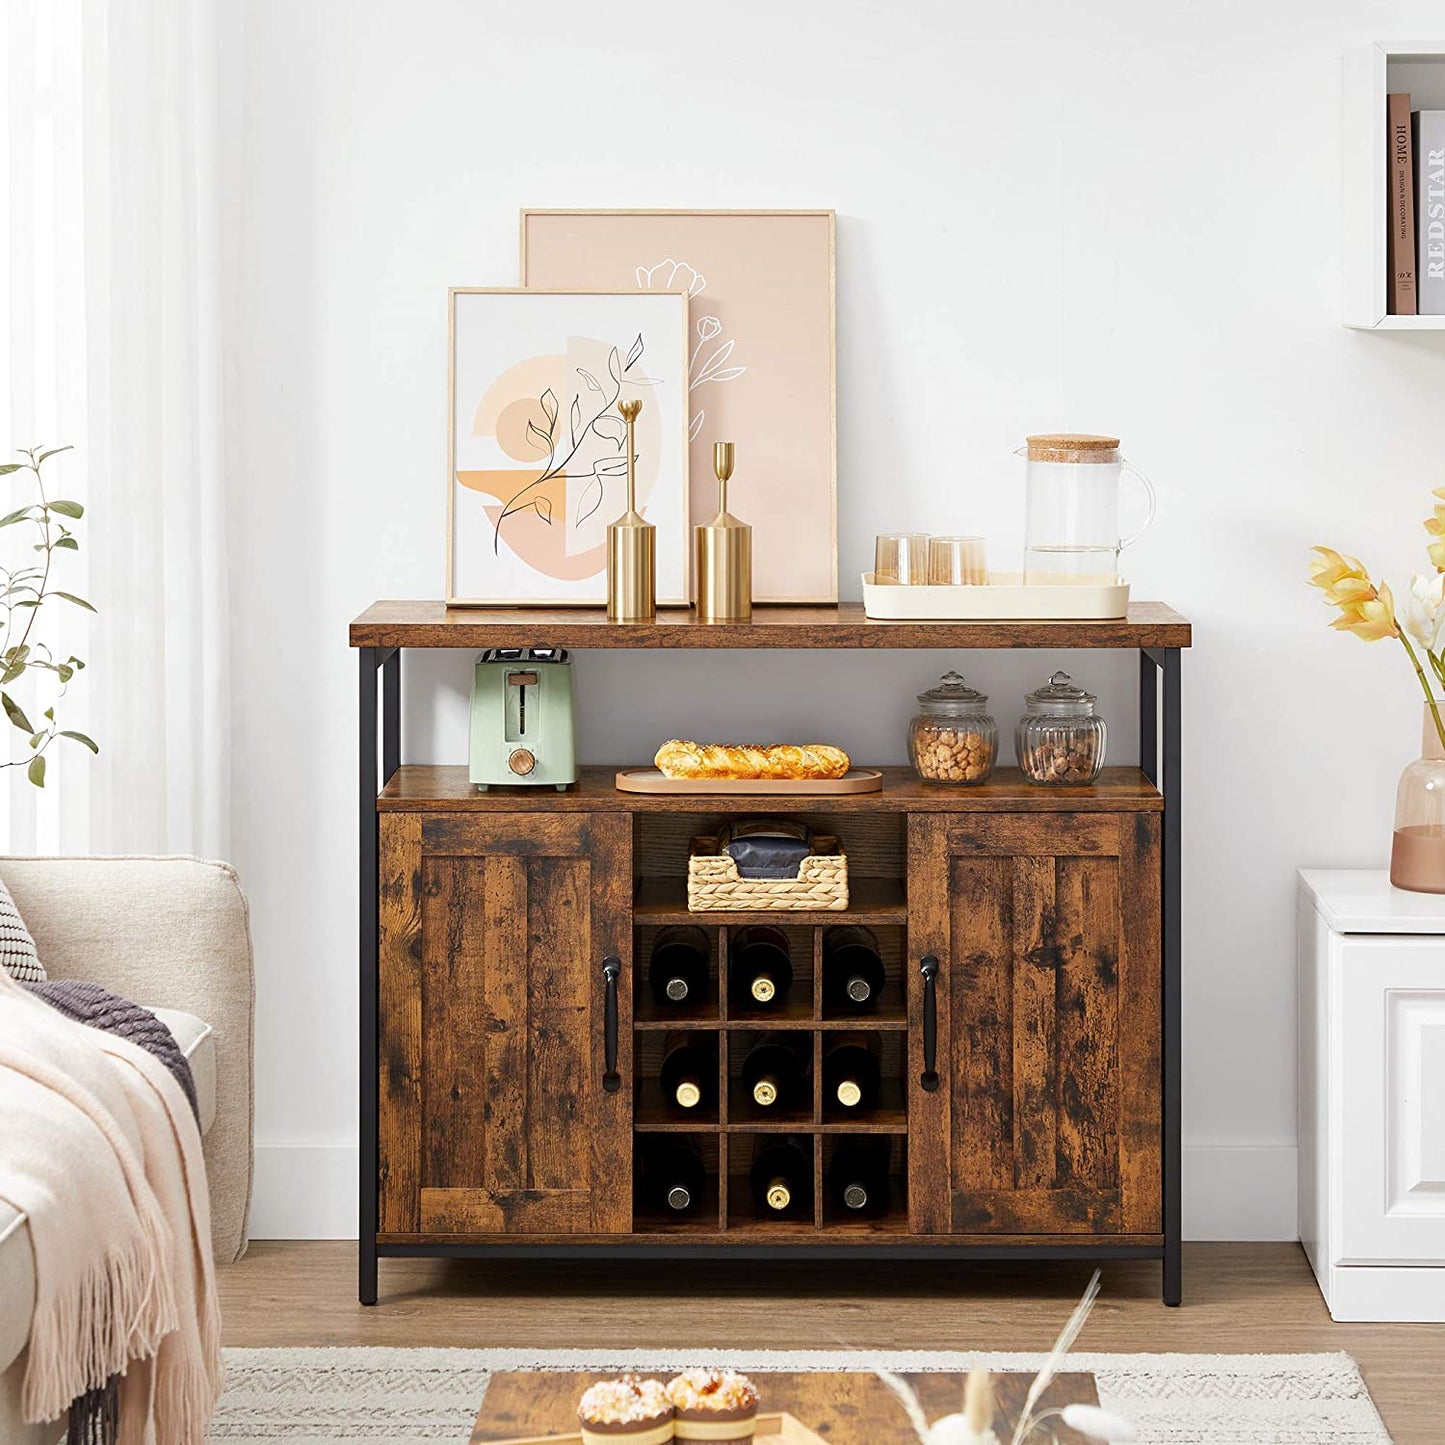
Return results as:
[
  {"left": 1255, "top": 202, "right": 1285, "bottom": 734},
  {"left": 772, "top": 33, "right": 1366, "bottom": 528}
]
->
[{"left": 1343, "top": 44, "right": 1445, "bottom": 329}]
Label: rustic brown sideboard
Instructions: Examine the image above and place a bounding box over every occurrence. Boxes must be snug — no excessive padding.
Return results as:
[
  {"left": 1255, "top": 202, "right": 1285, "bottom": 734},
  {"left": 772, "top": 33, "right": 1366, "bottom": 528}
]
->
[{"left": 352, "top": 602, "right": 1188, "bottom": 1304}]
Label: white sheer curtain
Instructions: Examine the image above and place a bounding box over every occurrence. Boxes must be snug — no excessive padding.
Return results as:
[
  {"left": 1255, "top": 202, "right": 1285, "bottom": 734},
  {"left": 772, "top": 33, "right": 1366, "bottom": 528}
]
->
[{"left": 1, "top": 0, "right": 230, "bottom": 857}]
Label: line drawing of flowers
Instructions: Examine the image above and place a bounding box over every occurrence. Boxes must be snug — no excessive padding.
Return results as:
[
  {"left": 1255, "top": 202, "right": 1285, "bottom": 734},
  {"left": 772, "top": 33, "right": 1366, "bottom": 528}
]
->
[{"left": 636, "top": 259, "right": 747, "bottom": 443}]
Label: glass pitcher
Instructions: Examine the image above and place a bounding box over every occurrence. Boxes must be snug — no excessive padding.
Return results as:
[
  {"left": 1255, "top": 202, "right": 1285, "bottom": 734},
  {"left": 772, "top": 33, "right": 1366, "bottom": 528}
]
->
[{"left": 1018, "top": 434, "right": 1156, "bottom": 585}]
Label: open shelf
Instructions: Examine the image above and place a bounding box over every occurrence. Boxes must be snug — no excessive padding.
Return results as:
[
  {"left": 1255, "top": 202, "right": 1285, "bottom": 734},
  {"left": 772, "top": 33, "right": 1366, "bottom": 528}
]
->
[
  {"left": 634, "top": 875, "right": 908, "bottom": 926},
  {"left": 1343, "top": 44, "right": 1445, "bottom": 327}
]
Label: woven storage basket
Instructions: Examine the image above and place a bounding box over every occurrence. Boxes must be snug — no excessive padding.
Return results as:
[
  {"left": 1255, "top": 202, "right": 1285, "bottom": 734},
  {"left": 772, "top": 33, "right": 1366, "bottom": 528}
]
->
[{"left": 687, "top": 830, "right": 849, "bottom": 912}]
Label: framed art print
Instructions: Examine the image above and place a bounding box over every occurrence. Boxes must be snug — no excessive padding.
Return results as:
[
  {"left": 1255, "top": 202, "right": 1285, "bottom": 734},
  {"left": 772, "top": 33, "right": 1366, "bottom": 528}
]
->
[
  {"left": 447, "top": 287, "right": 691, "bottom": 606},
  {"left": 521, "top": 209, "right": 838, "bottom": 603}
]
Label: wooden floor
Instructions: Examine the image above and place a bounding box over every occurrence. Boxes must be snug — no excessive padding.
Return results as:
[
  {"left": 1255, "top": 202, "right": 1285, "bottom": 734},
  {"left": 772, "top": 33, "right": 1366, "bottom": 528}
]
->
[{"left": 218, "top": 1243, "right": 1440, "bottom": 1443}]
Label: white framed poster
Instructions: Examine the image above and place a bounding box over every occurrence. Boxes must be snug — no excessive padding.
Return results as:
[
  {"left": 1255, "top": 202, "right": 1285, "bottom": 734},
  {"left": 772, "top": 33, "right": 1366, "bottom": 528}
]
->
[{"left": 447, "top": 287, "right": 691, "bottom": 606}]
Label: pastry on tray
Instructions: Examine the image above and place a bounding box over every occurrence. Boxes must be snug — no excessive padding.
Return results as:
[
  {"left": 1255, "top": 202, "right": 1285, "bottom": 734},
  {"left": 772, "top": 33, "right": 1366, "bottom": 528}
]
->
[
  {"left": 577, "top": 1376, "right": 676, "bottom": 1445},
  {"left": 666, "top": 1370, "right": 760, "bottom": 1443},
  {"left": 654, "top": 740, "right": 850, "bottom": 782}
]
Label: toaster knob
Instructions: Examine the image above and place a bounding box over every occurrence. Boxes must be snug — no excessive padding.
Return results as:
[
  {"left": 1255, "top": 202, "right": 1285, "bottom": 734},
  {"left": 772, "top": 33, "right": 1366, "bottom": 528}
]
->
[{"left": 508, "top": 747, "right": 536, "bottom": 777}]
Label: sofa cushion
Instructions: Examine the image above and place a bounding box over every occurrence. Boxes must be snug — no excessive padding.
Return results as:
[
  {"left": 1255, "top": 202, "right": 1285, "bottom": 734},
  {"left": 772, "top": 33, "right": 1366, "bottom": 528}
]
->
[
  {"left": 0, "top": 1005, "right": 216, "bottom": 1380},
  {"left": 0, "top": 877, "right": 43, "bottom": 984}
]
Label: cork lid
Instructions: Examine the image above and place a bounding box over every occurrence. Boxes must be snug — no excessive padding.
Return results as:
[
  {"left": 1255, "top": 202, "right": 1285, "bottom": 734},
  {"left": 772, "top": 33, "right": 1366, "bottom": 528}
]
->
[{"left": 1026, "top": 433, "right": 1120, "bottom": 464}]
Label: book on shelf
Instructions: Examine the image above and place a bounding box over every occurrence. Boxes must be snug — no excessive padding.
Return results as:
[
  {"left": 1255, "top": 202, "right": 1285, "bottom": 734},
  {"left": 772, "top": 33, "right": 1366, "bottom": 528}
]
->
[
  {"left": 1389, "top": 93, "right": 1417, "bottom": 315},
  {"left": 1416, "top": 109, "right": 1445, "bottom": 315}
]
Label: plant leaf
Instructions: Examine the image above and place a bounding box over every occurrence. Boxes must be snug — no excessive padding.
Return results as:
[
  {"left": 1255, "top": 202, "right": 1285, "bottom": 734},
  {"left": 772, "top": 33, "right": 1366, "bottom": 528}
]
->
[
  {"left": 59, "top": 730, "right": 98, "bottom": 754},
  {"left": 539, "top": 387, "right": 558, "bottom": 427},
  {"left": 577, "top": 368, "right": 603, "bottom": 395},
  {"left": 51, "top": 591, "right": 97, "bottom": 611},
  {"left": 607, "top": 346, "right": 622, "bottom": 385},
  {"left": 569, "top": 396, "right": 582, "bottom": 447},
  {"left": 525, "top": 419, "right": 552, "bottom": 454},
  {"left": 0, "top": 464, "right": 25, "bottom": 475},
  {"left": 27, "top": 754, "right": 45, "bottom": 787},
  {"left": 36, "top": 446, "right": 73, "bottom": 464},
  {"left": 0, "top": 507, "right": 33, "bottom": 526},
  {"left": 47, "top": 500, "right": 84, "bottom": 518},
  {"left": 531, "top": 497, "right": 553, "bottom": 524},
  {"left": 53, "top": 536, "right": 78, "bottom": 550},
  {"left": 2, "top": 693, "right": 33, "bottom": 733},
  {"left": 625, "top": 332, "right": 645, "bottom": 370},
  {"left": 28, "top": 731, "right": 45, "bottom": 749},
  {"left": 705, "top": 366, "right": 746, "bottom": 382}
]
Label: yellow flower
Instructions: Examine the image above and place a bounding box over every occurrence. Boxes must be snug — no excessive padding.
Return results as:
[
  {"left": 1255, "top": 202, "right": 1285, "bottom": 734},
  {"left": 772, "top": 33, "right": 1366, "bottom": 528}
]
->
[
  {"left": 1332, "top": 580, "right": 1400, "bottom": 640},
  {"left": 1310, "top": 547, "right": 1400, "bottom": 641},
  {"left": 1424, "top": 489, "right": 1445, "bottom": 570}
]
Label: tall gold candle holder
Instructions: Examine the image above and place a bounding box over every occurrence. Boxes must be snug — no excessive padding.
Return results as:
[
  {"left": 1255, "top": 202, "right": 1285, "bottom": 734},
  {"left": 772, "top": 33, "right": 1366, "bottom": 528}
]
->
[
  {"left": 694, "top": 440, "right": 752, "bottom": 623},
  {"left": 606, "top": 398, "right": 655, "bottom": 623}
]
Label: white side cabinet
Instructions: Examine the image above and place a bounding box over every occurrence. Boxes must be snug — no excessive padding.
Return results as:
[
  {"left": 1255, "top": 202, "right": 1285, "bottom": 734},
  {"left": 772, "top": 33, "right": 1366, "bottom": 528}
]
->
[{"left": 1299, "top": 870, "right": 1445, "bottom": 1320}]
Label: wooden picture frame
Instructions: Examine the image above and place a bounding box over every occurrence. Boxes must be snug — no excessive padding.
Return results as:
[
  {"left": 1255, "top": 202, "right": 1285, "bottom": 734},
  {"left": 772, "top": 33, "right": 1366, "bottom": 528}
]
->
[
  {"left": 447, "top": 287, "right": 691, "bottom": 608},
  {"left": 521, "top": 210, "right": 838, "bottom": 604}
]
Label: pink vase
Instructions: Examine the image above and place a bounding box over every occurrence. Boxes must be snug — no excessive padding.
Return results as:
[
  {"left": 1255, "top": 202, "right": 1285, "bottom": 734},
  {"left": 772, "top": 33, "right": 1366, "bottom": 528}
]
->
[{"left": 1390, "top": 701, "right": 1445, "bottom": 893}]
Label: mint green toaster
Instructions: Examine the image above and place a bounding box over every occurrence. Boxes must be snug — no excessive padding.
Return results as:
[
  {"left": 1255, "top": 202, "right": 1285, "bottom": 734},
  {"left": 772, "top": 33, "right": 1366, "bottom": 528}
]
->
[{"left": 468, "top": 648, "right": 577, "bottom": 791}]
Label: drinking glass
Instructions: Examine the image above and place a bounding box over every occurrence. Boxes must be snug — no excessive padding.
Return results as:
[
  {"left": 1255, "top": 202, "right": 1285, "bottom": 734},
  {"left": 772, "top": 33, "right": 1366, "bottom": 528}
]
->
[
  {"left": 928, "top": 536, "right": 987, "bottom": 585},
  {"left": 873, "top": 533, "right": 929, "bottom": 585}
]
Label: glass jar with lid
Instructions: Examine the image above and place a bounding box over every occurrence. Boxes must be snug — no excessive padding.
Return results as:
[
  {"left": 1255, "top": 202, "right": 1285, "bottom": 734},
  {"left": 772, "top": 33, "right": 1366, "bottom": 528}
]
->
[
  {"left": 1015, "top": 671, "right": 1107, "bottom": 784},
  {"left": 908, "top": 672, "right": 997, "bottom": 784}
]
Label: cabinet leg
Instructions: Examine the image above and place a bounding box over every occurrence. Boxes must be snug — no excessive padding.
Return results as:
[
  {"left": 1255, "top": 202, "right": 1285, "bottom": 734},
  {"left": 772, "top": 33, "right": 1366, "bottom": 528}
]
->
[
  {"left": 1163, "top": 1239, "right": 1182, "bottom": 1306},
  {"left": 360, "top": 1239, "right": 378, "bottom": 1306}
]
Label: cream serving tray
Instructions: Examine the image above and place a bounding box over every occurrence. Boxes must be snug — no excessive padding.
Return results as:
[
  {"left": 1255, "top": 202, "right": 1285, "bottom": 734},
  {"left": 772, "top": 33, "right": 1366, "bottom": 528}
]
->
[{"left": 861, "top": 571, "right": 1130, "bottom": 621}]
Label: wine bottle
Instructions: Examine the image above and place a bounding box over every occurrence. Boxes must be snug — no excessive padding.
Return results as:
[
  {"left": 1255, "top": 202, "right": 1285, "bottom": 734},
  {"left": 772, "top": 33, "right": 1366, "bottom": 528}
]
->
[
  {"left": 659, "top": 1031, "right": 715, "bottom": 1113},
  {"left": 827, "top": 1137, "right": 892, "bottom": 1216},
  {"left": 740, "top": 1032, "right": 810, "bottom": 1111},
  {"left": 648, "top": 925, "right": 710, "bottom": 1007},
  {"left": 639, "top": 1139, "right": 707, "bottom": 1215},
  {"left": 823, "top": 1033, "right": 881, "bottom": 1111},
  {"left": 822, "top": 926, "right": 887, "bottom": 1011},
  {"left": 730, "top": 925, "right": 793, "bottom": 1007},
  {"left": 749, "top": 1138, "right": 811, "bottom": 1216}
]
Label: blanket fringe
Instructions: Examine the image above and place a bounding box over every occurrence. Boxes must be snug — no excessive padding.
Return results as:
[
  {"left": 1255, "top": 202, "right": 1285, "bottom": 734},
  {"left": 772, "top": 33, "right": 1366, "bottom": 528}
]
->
[{"left": 22, "top": 1232, "right": 178, "bottom": 1425}]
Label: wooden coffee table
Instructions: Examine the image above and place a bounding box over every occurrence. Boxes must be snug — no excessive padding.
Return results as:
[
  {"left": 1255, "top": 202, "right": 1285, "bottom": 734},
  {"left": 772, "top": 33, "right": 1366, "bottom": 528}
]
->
[{"left": 471, "top": 1370, "right": 1097, "bottom": 1445}]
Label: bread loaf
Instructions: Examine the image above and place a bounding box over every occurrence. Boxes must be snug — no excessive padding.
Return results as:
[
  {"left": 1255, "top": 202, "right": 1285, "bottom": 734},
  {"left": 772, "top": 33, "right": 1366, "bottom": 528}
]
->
[{"left": 654, "top": 740, "right": 851, "bottom": 781}]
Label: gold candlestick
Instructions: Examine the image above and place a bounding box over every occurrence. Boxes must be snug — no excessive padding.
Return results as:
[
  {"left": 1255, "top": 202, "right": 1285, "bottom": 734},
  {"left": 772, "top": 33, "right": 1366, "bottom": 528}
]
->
[
  {"left": 695, "top": 440, "right": 752, "bottom": 623},
  {"left": 607, "top": 398, "right": 655, "bottom": 622}
]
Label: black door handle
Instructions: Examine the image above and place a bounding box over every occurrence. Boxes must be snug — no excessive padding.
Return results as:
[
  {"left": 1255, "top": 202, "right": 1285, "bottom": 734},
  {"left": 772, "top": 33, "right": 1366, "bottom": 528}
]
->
[
  {"left": 920, "top": 955, "right": 940, "bottom": 1092},
  {"left": 602, "top": 956, "right": 622, "bottom": 1093}
]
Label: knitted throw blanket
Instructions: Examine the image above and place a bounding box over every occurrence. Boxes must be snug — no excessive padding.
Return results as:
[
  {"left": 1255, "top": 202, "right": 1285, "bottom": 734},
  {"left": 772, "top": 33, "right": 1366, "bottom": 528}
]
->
[
  {"left": 0, "top": 969, "right": 221, "bottom": 1444},
  {"left": 27, "top": 979, "right": 198, "bottom": 1122}
]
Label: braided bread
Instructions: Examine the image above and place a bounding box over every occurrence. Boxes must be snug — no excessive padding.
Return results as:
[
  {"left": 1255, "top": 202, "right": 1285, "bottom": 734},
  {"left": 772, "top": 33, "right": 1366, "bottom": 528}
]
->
[{"left": 654, "top": 739, "right": 851, "bottom": 781}]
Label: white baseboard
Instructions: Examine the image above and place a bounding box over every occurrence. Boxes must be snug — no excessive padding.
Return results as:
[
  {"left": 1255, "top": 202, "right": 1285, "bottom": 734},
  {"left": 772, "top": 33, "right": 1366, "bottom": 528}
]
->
[
  {"left": 1183, "top": 1144, "right": 1298, "bottom": 1241},
  {"left": 251, "top": 1143, "right": 359, "bottom": 1239},
  {"left": 249, "top": 1142, "right": 1300, "bottom": 1242}
]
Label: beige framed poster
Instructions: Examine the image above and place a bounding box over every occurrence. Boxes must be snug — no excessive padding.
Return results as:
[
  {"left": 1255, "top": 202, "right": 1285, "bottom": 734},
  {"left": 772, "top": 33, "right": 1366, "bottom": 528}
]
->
[
  {"left": 521, "top": 209, "right": 837, "bottom": 603},
  {"left": 447, "top": 287, "right": 691, "bottom": 607}
]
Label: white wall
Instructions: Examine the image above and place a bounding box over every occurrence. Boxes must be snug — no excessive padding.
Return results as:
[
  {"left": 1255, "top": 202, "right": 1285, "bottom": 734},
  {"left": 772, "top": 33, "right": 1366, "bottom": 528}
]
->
[{"left": 227, "top": 0, "right": 1445, "bottom": 1241}]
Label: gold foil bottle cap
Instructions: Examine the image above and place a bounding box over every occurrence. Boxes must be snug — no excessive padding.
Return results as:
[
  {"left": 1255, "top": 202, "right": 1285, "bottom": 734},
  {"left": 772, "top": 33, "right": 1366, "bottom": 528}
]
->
[
  {"left": 675, "top": 1080, "right": 702, "bottom": 1109},
  {"left": 766, "top": 1178, "right": 792, "bottom": 1211},
  {"left": 750, "top": 974, "right": 775, "bottom": 1003},
  {"left": 836, "top": 1080, "right": 863, "bottom": 1108},
  {"left": 752, "top": 1077, "right": 779, "bottom": 1107}
]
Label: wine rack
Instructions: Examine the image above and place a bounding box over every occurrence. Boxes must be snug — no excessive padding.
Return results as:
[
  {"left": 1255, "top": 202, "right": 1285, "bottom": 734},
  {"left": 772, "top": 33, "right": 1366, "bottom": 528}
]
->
[{"left": 630, "top": 901, "right": 913, "bottom": 1236}]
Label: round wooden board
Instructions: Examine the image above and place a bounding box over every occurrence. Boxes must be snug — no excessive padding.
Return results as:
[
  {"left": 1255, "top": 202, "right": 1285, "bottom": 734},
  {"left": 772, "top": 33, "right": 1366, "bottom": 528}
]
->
[{"left": 614, "top": 767, "right": 884, "bottom": 796}]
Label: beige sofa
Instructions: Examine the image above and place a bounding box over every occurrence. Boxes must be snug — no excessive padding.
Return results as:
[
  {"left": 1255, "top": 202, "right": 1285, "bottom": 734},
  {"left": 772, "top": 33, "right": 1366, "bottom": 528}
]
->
[{"left": 0, "top": 856, "right": 254, "bottom": 1445}]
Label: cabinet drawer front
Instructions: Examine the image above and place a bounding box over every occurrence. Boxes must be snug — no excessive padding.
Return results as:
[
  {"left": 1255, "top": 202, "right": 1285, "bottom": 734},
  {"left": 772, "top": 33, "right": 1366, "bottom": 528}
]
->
[{"left": 1337, "top": 937, "right": 1445, "bottom": 1264}]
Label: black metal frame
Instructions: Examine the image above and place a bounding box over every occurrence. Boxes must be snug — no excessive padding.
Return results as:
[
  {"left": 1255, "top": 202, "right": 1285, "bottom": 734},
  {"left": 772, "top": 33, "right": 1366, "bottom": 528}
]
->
[{"left": 357, "top": 643, "right": 1182, "bottom": 1308}]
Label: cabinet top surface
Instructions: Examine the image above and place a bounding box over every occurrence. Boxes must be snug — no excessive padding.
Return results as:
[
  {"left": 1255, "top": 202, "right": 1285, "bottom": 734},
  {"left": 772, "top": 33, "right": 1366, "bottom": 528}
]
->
[
  {"left": 379, "top": 763, "right": 1164, "bottom": 812},
  {"left": 1299, "top": 868, "right": 1445, "bottom": 933},
  {"left": 350, "top": 600, "right": 1191, "bottom": 650}
]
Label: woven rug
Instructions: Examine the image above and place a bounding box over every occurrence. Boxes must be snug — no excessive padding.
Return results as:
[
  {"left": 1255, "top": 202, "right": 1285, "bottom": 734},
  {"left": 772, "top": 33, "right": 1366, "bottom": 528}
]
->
[{"left": 211, "top": 1346, "right": 1391, "bottom": 1444}]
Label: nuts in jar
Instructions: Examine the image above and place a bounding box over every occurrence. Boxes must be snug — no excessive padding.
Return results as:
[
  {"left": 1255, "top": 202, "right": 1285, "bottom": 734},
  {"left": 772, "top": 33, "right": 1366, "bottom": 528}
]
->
[
  {"left": 1015, "top": 671, "right": 1107, "bottom": 786},
  {"left": 908, "top": 672, "right": 997, "bottom": 785}
]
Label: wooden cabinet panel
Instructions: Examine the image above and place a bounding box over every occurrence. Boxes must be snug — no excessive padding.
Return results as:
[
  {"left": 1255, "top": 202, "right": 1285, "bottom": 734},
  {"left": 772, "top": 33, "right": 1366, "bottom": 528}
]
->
[
  {"left": 907, "top": 812, "right": 1161, "bottom": 1236},
  {"left": 378, "top": 811, "right": 631, "bottom": 1237}
]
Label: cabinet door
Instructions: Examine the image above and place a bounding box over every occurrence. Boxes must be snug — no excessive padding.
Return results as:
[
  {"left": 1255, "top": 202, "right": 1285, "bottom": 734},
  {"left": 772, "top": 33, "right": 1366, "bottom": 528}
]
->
[
  {"left": 907, "top": 812, "right": 1161, "bottom": 1236},
  {"left": 378, "top": 811, "right": 632, "bottom": 1238}
]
